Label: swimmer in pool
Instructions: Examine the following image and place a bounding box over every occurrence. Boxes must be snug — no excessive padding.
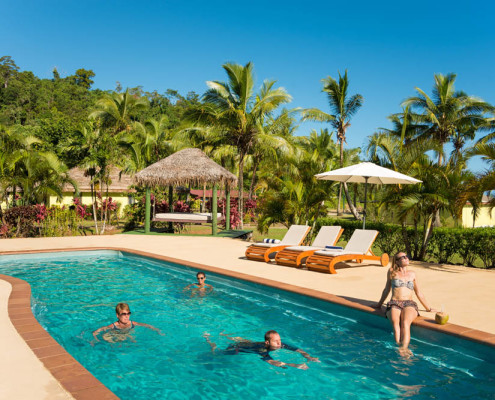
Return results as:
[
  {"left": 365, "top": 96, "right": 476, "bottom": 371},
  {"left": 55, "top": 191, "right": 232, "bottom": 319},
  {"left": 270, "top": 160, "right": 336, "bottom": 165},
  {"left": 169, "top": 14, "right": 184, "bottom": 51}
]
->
[
  {"left": 183, "top": 272, "right": 213, "bottom": 294},
  {"left": 204, "top": 330, "right": 319, "bottom": 369},
  {"left": 92, "top": 303, "right": 161, "bottom": 342}
]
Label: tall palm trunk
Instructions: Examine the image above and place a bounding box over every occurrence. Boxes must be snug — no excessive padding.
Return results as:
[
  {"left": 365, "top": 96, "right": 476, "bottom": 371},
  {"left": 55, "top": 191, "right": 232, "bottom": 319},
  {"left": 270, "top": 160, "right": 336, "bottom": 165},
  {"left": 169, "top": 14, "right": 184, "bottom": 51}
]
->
[
  {"left": 338, "top": 138, "right": 360, "bottom": 220},
  {"left": 238, "top": 153, "right": 245, "bottom": 229},
  {"left": 248, "top": 159, "right": 259, "bottom": 200}
]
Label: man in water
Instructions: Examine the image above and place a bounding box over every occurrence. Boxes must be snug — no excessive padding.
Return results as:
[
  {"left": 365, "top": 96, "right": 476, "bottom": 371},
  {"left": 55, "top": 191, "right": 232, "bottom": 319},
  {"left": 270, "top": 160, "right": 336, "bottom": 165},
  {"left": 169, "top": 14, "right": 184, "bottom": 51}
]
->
[
  {"left": 204, "top": 330, "right": 319, "bottom": 369},
  {"left": 183, "top": 271, "right": 213, "bottom": 294}
]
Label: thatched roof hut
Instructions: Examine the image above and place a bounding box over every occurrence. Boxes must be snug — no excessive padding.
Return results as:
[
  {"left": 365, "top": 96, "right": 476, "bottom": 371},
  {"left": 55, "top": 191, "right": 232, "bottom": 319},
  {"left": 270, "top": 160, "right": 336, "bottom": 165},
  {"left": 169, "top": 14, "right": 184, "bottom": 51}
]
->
[{"left": 134, "top": 148, "right": 238, "bottom": 188}]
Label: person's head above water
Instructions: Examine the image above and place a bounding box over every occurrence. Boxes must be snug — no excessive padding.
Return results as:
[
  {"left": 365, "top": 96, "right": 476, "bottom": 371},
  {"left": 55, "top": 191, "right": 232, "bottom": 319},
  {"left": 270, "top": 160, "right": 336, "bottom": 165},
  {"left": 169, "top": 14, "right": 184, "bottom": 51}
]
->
[
  {"left": 115, "top": 303, "right": 131, "bottom": 323},
  {"left": 264, "top": 330, "right": 282, "bottom": 350},
  {"left": 196, "top": 272, "right": 206, "bottom": 284}
]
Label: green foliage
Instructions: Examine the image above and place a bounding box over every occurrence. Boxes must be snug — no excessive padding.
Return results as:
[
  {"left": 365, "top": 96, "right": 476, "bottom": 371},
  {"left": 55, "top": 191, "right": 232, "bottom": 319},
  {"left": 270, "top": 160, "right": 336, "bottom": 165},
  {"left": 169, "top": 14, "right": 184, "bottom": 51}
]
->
[
  {"left": 2, "top": 205, "right": 40, "bottom": 237},
  {"left": 474, "top": 228, "right": 495, "bottom": 268},
  {"left": 428, "top": 228, "right": 461, "bottom": 264},
  {"left": 39, "top": 206, "right": 85, "bottom": 237}
]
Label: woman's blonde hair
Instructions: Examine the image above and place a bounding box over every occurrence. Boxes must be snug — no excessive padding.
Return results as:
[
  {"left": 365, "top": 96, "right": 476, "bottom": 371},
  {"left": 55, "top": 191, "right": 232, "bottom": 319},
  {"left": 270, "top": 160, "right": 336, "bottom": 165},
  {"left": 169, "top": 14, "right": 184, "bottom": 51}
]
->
[{"left": 115, "top": 303, "right": 130, "bottom": 314}]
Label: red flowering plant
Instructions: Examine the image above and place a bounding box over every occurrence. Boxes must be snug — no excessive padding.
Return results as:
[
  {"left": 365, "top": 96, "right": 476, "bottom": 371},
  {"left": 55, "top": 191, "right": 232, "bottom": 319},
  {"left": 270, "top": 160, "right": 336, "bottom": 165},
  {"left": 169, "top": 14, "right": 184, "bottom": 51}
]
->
[
  {"left": 173, "top": 200, "right": 190, "bottom": 213},
  {"left": 72, "top": 198, "right": 92, "bottom": 219},
  {"left": 35, "top": 204, "right": 48, "bottom": 223},
  {"left": 217, "top": 198, "right": 241, "bottom": 229},
  {"left": 3, "top": 205, "right": 42, "bottom": 237}
]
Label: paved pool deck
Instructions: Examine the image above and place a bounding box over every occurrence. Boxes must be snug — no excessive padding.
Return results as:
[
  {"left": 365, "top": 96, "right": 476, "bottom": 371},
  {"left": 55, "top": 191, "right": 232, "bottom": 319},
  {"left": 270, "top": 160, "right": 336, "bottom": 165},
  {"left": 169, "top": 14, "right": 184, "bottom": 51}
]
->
[{"left": 1, "top": 234, "right": 494, "bottom": 399}]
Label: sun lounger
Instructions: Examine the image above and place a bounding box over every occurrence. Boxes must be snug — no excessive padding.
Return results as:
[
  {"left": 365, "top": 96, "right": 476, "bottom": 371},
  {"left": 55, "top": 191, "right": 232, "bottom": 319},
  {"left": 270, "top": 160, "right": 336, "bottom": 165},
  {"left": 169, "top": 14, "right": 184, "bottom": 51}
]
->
[
  {"left": 274, "top": 226, "right": 344, "bottom": 268},
  {"left": 305, "top": 229, "right": 389, "bottom": 274},
  {"left": 245, "top": 225, "right": 311, "bottom": 262},
  {"left": 153, "top": 212, "right": 224, "bottom": 224}
]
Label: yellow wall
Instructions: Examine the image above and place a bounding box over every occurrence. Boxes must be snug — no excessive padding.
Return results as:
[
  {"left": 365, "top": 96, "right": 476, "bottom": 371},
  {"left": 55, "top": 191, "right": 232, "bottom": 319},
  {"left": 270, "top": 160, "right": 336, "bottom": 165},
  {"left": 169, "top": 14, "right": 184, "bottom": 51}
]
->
[
  {"left": 462, "top": 206, "right": 495, "bottom": 228},
  {"left": 48, "top": 192, "right": 132, "bottom": 217}
]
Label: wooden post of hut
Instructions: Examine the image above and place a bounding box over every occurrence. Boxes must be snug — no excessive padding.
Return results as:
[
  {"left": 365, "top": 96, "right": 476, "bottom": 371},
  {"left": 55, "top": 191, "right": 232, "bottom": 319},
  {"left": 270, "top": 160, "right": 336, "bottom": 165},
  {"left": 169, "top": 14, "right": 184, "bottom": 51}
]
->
[
  {"left": 145, "top": 187, "right": 151, "bottom": 233},
  {"left": 168, "top": 185, "right": 173, "bottom": 232},
  {"left": 212, "top": 184, "right": 218, "bottom": 235},
  {"left": 225, "top": 186, "right": 231, "bottom": 230}
]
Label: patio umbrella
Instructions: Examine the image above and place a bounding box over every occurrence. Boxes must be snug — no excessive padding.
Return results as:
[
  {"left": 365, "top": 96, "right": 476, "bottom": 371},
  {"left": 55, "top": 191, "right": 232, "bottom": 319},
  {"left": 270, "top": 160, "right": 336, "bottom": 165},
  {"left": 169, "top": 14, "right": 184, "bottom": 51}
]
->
[{"left": 315, "top": 162, "right": 422, "bottom": 229}]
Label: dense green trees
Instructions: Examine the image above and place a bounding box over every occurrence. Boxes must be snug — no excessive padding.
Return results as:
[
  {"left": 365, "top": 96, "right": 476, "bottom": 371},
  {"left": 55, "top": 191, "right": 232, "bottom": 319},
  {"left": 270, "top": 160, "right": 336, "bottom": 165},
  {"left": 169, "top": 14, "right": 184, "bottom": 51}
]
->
[{"left": 0, "top": 56, "right": 493, "bottom": 249}]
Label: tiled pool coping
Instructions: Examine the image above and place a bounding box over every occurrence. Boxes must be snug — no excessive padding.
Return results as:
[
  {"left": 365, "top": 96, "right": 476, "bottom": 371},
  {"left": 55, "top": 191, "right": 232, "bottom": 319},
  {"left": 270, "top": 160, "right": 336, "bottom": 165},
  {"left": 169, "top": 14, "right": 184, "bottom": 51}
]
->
[{"left": 2, "top": 246, "right": 495, "bottom": 399}]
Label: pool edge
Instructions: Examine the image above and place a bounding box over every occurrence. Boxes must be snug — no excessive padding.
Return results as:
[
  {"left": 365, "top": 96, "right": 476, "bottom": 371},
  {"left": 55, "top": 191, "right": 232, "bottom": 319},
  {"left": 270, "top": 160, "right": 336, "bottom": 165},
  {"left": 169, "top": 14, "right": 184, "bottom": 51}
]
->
[
  {"left": 1, "top": 246, "right": 494, "bottom": 398},
  {"left": 1, "top": 273, "right": 119, "bottom": 400}
]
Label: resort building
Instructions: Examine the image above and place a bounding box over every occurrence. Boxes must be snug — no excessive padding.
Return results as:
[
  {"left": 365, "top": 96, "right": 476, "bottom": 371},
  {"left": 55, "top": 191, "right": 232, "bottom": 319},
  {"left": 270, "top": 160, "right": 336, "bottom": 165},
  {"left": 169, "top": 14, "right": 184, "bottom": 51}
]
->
[
  {"left": 48, "top": 166, "right": 135, "bottom": 216},
  {"left": 462, "top": 194, "right": 495, "bottom": 227}
]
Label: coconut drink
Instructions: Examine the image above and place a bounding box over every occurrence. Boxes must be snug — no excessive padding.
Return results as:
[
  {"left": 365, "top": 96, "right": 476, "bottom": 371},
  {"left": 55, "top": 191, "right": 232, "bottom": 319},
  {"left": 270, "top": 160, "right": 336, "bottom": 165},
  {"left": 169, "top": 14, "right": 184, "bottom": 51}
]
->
[{"left": 435, "top": 306, "right": 449, "bottom": 325}]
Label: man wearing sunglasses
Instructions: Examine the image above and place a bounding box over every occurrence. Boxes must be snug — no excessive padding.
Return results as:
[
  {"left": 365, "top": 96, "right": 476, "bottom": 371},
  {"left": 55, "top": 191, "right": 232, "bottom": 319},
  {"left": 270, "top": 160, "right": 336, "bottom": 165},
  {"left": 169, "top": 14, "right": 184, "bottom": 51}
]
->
[{"left": 184, "top": 272, "right": 213, "bottom": 294}]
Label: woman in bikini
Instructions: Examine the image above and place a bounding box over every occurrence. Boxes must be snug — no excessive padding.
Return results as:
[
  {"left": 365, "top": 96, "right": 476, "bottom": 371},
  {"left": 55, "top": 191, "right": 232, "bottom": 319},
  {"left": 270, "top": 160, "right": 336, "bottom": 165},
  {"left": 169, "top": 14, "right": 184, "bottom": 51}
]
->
[
  {"left": 374, "top": 252, "right": 436, "bottom": 356},
  {"left": 92, "top": 303, "right": 161, "bottom": 342}
]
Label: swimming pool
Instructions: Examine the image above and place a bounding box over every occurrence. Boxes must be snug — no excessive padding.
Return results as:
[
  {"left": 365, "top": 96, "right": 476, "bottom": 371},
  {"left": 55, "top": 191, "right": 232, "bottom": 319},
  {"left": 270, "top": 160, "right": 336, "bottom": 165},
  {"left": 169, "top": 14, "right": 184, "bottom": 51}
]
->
[{"left": 1, "top": 250, "right": 494, "bottom": 399}]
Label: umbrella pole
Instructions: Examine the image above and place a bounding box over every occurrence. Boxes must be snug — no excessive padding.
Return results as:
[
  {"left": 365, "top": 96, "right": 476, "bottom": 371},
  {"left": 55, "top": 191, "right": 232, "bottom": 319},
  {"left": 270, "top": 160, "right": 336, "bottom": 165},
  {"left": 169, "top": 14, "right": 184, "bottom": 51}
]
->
[{"left": 363, "top": 177, "right": 369, "bottom": 229}]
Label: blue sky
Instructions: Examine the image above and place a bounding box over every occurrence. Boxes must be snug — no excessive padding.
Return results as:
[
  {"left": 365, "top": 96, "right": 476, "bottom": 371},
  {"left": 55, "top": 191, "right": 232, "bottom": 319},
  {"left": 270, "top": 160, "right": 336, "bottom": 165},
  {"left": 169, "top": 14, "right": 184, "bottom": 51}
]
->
[{"left": 3, "top": 0, "right": 494, "bottom": 171}]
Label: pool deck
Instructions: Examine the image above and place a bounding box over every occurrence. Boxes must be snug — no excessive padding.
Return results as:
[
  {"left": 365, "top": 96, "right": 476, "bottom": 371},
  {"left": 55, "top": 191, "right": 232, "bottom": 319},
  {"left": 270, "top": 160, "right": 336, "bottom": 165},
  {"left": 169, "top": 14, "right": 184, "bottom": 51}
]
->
[{"left": 1, "top": 234, "right": 494, "bottom": 399}]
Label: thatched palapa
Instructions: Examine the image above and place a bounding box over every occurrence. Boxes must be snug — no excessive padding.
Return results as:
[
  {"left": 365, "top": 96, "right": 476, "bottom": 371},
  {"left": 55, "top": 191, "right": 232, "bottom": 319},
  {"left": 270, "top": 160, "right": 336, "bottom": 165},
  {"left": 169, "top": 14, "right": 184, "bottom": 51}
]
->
[{"left": 134, "top": 148, "right": 237, "bottom": 188}]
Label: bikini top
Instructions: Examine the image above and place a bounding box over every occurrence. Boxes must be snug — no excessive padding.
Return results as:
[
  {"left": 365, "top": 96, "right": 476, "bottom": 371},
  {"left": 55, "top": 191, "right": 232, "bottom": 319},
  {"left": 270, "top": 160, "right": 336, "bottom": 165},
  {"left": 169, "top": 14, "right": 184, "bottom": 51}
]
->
[
  {"left": 391, "top": 279, "right": 414, "bottom": 291},
  {"left": 112, "top": 321, "right": 135, "bottom": 331}
]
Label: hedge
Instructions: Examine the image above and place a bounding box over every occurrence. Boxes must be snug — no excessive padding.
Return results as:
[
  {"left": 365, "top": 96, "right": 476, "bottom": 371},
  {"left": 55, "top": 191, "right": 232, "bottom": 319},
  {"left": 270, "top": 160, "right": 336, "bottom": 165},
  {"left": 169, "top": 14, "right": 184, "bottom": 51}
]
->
[{"left": 315, "top": 217, "right": 495, "bottom": 268}]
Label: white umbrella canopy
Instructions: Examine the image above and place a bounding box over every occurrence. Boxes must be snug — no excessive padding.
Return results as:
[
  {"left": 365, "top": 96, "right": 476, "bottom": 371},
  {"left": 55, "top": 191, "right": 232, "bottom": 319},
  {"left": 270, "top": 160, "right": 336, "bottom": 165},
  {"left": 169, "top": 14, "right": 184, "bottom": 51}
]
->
[
  {"left": 315, "top": 162, "right": 422, "bottom": 185},
  {"left": 315, "top": 162, "right": 422, "bottom": 228}
]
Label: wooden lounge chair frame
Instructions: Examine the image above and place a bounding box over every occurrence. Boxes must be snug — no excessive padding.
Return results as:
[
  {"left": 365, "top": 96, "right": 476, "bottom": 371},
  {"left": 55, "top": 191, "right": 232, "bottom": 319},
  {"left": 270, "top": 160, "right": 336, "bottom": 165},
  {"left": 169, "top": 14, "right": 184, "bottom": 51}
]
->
[
  {"left": 274, "top": 226, "right": 344, "bottom": 268},
  {"left": 305, "top": 230, "right": 389, "bottom": 274},
  {"left": 245, "top": 225, "right": 311, "bottom": 263}
]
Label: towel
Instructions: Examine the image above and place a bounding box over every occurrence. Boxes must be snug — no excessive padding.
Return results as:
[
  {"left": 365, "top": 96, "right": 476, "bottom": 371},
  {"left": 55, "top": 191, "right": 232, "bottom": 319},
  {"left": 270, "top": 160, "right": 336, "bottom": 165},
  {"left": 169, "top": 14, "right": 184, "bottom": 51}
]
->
[
  {"left": 325, "top": 245, "right": 343, "bottom": 250},
  {"left": 263, "top": 238, "right": 280, "bottom": 244}
]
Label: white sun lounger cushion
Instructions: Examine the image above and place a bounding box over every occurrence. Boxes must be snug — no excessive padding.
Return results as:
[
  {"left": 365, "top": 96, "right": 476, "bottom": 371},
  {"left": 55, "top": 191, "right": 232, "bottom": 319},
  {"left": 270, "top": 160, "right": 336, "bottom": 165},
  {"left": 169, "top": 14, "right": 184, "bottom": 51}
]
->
[
  {"left": 254, "top": 225, "right": 310, "bottom": 247},
  {"left": 284, "top": 226, "right": 342, "bottom": 252},
  {"left": 313, "top": 229, "right": 379, "bottom": 256},
  {"left": 154, "top": 212, "right": 222, "bottom": 222}
]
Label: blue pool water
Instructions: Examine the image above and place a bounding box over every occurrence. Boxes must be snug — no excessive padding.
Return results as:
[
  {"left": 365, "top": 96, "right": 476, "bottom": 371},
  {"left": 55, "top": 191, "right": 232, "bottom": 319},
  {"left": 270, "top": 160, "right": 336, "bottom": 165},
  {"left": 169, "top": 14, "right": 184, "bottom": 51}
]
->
[{"left": 0, "top": 250, "right": 494, "bottom": 399}]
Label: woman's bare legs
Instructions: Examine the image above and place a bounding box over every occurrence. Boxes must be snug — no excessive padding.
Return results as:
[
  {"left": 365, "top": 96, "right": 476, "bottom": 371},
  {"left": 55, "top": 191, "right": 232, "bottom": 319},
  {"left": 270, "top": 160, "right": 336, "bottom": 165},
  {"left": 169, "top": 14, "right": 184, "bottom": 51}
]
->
[
  {"left": 387, "top": 308, "right": 402, "bottom": 345},
  {"left": 399, "top": 307, "right": 418, "bottom": 356}
]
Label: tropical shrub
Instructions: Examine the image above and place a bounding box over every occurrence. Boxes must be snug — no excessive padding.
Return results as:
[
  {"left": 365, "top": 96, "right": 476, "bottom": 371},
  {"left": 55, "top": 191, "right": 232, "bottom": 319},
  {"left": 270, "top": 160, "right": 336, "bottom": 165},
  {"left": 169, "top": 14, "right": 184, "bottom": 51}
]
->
[
  {"left": 474, "top": 228, "right": 495, "bottom": 268},
  {"left": 3, "top": 205, "right": 43, "bottom": 237},
  {"left": 39, "top": 206, "right": 85, "bottom": 237},
  {"left": 428, "top": 228, "right": 463, "bottom": 264}
]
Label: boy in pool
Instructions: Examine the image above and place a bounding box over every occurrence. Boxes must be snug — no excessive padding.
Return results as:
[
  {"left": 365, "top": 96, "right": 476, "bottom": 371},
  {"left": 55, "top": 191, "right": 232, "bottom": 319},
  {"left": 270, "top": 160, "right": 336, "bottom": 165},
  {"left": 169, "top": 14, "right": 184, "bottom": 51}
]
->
[
  {"left": 204, "top": 330, "right": 319, "bottom": 369},
  {"left": 92, "top": 303, "right": 161, "bottom": 343},
  {"left": 183, "top": 271, "right": 213, "bottom": 295}
]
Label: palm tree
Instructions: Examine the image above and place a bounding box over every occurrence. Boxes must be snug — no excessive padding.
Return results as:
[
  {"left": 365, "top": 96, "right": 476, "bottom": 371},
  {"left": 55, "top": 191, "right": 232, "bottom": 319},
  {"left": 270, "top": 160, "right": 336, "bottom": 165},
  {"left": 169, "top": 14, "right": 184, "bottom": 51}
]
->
[
  {"left": 402, "top": 73, "right": 491, "bottom": 166},
  {"left": 301, "top": 70, "right": 363, "bottom": 218},
  {"left": 64, "top": 121, "right": 116, "bottom": 234},
  {"left": 245, "top": 109, "right": 297, "bottom": 200},
  {"left": 255, "top": 129, "right": 337, "bottom": 232},
  {"left": 469, "top": 142, "right": 495, "bottom": 211},
  {"left": 186, "top": 62, "right": 292, "bottom": 227},
  {"left": 119, "top": 115, "right": 173, "bottom": 169},
  {"left": 0, "top": 125, "right": 73, "bottom": 207},
  {"left": 89, "top": 89, "right": 149, "bottom": 136}
]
